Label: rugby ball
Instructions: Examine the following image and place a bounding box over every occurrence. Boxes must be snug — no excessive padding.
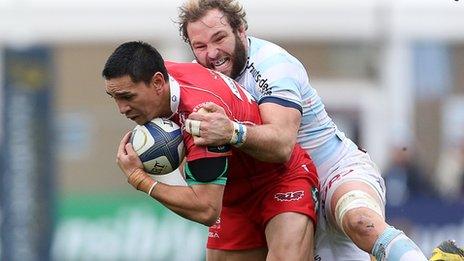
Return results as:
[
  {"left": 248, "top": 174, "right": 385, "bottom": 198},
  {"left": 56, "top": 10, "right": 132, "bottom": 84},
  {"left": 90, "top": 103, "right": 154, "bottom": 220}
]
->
[{"left": 131, "top": 118, "right": 185, "bottom": 176}]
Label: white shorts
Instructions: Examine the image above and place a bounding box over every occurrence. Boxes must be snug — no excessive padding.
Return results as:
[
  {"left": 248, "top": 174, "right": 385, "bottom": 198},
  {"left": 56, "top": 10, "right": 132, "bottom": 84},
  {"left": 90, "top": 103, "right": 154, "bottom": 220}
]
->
[{"left": 314, "top": 140, "right": 386, "bottom": 261}]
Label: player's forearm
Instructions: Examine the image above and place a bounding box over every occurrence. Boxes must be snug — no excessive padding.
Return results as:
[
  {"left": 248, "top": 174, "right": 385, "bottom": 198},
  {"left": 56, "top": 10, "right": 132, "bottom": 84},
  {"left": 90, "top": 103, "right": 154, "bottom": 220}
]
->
[
  {"left": 236, "top": 103, "right": 301, "bottom": 163},
  {"left": 149, "top": 183, "right": 221, "bottom": 226},
  {"left": 240, "top": 123, "right": 296, "bottom": 163}
]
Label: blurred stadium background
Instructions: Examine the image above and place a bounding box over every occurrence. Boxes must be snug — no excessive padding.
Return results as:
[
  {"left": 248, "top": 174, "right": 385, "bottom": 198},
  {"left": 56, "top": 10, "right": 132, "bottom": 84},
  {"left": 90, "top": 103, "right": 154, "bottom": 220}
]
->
[{"left": 1, "top": 0, "right": 463, "bottom": 260}]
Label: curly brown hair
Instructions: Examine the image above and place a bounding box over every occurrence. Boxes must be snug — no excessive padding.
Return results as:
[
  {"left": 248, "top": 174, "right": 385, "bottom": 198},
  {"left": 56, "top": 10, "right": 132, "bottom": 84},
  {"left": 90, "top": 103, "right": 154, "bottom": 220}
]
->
[{"left": 178, "top": 0, "right": 248, "bottom": 43}]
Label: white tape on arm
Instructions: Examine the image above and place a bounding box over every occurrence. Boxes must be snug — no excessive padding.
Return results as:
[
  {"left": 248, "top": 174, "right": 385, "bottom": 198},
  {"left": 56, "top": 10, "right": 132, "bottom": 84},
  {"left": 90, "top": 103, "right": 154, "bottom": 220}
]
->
[{"left": 184, "top": 119, "right": 201, "bottom": 136}]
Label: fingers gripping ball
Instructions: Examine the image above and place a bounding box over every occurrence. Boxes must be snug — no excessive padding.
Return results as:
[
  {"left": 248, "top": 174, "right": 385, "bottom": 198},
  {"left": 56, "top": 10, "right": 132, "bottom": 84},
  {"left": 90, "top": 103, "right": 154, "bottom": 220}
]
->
[{"left": 131, "top": 118, "right": 185, "bottom": 175}]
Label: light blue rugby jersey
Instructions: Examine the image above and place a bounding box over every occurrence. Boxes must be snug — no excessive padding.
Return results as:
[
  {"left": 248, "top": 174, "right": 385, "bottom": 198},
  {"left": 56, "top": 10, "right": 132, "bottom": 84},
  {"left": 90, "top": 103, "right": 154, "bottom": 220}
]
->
[{"left": 235, "top": 36, "right": 348, "bottom": 178}]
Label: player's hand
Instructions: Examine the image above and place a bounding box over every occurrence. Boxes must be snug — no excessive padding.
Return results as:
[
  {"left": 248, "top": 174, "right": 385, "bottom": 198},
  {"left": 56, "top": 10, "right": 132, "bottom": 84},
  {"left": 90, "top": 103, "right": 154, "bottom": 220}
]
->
[
  {"left": 117, "top": 131, "right": 149, "bottom": 190},
  {"left": 187, "top": 102, "right": 233, "bottom": 146}
]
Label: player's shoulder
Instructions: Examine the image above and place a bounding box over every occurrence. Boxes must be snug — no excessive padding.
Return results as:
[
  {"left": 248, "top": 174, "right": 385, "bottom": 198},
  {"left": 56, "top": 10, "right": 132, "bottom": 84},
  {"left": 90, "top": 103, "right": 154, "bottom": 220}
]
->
[
  {"left": 249, "top": 36, "right": 280, "bottom": 51},
  {"left": 165, "top": 61, "right": 217, "bottom": 84},
  {"left": 165, "top": 60, "right": 205, "bottom": 73},
  {"left": 248, "top": 36, "right": 304, "bottom": 71}
]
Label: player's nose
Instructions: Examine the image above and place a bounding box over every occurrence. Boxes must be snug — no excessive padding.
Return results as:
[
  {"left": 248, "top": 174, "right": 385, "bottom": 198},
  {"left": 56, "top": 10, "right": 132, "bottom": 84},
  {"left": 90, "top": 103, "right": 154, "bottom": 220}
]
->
[
  {"left": 117, "top": 101, "right": 131, "bottom": 115},
  {"left": 206, "top": 46, "right": 219, "bottom": 59}
]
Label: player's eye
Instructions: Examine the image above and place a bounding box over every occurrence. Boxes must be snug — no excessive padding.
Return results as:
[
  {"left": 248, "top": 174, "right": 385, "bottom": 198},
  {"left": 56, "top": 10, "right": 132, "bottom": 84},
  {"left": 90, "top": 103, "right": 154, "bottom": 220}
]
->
[
  {"left": 116, "top": 94, "right": 134, "bottom": 101},
  {"left": 122, "top": 95, "right": 134, "bottom": 100},
  {"left": 194, "top": 45, "right": 206, "bottom": 51},
  {"left": 215, "top": 35, "right": 225, "bottom": 42}
]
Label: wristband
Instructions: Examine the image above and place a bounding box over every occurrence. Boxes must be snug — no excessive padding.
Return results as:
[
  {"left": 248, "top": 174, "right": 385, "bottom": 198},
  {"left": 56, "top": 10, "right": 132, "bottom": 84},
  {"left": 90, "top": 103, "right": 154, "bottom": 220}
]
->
[
  {"left": 230, "top": 121, "right": 247, "bottom": 147},
  {"left": 148, "top": 181, "right": 158, "bottom": 196}
]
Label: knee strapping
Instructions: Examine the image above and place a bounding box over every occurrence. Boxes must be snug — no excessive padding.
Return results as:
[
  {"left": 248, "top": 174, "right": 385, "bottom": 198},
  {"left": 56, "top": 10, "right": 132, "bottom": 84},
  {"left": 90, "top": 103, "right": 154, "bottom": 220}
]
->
[{"left": 334, "top": 190, "right": 383, "bottom": 235}]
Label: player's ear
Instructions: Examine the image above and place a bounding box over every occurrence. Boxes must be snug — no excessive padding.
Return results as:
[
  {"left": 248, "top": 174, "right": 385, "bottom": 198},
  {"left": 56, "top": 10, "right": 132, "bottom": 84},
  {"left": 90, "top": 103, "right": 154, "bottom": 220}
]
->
[
  {"left": 151, "top": 72, "right": 166, "bottom": 95},
  {"left": 237, "top": 25, "right": 246, "bottom": 39}
]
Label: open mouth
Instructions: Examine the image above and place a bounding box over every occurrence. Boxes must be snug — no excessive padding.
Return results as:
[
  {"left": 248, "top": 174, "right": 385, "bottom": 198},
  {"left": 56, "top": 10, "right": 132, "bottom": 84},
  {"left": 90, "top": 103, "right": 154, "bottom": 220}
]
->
[
  {"left": 211, "top": 57, "right": 232, "bottom": 74},
  {"left": 213, "top": 57, "right": 228, "bottom": 67}
]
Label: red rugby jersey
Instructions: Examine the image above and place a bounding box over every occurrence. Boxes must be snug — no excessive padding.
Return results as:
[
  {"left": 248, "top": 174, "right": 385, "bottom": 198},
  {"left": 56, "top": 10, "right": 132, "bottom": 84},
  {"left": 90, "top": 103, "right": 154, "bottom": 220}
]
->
[{"left": 166, "top": 61, "right": 311, "bottom": 182}]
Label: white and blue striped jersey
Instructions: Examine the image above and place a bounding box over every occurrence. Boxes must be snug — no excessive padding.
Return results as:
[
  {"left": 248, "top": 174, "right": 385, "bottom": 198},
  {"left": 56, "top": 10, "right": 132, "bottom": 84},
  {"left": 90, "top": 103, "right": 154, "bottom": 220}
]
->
[
  {"left": 235, "top": 37, "right": 387, "bottom": 260},
  {"left": 235, "top": 36, "right": 353, "bottom": 179}
]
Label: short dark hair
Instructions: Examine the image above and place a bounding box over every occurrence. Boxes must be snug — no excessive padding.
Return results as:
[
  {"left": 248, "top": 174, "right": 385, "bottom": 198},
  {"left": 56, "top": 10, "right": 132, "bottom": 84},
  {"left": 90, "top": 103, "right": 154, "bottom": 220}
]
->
[
  {"left": 178, "top": 0, "right": 247, "bottom": 43},
  {"left": 102, "top": 41, "right": 168, "bottom": 84}
]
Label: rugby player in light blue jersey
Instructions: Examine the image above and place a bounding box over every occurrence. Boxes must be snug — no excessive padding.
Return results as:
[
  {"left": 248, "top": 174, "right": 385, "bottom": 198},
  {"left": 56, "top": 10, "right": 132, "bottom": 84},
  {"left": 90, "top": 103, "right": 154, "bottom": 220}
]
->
[{"left": 178, "top": 0, "right": 428, "bottom": 260}]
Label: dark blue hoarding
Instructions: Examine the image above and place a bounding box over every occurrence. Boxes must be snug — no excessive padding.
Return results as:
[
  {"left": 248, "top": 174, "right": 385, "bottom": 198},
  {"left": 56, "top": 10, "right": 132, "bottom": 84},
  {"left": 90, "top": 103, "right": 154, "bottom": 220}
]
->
[{"left": 0, "top": 47, "right": 55, "bottom": 261}]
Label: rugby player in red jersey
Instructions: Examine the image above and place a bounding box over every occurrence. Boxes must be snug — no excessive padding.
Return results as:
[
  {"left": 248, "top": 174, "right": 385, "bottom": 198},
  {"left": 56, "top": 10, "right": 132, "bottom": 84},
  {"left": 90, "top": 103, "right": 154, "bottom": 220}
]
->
[{"left": 102, "top": 41, "right": 319, "bottom": 260}]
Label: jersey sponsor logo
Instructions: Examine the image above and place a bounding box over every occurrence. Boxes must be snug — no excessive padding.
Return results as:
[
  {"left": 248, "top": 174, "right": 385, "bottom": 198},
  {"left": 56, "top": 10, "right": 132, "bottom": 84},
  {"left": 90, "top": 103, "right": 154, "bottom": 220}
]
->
[
  {"left": 274, "top": 190, "right": 305, "bottom": 202},
  {"left": 192, "top": 102, "right": 213, "bottom": 113},
  {"left": 245, "top": 57, "right": 272, "bottom": 96},
  {"left": 319, "top": 169, "right": 355, "bottom": 215},
  {"left": 324, "top": 169, "right": 354, "bottom": 196},
  {"left": 207, "top": 145, "right": 231, "bottom": 153},
  {"left": 208, "top": 232, "right": 220, "bottom": 238}
]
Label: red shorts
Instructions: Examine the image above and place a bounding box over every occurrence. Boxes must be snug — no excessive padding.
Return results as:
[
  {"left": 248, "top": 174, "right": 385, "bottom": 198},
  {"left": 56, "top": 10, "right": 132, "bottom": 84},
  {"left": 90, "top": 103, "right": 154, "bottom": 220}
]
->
[{"left": 207, "top": 162, "right": 319, "bottom": 250}]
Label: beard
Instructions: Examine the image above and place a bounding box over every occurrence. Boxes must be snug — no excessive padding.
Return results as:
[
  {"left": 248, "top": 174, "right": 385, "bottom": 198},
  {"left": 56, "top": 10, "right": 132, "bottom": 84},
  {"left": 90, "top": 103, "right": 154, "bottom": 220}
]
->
[
  {"left": 229, "top": 33, "right": 247, "bottom": 79},
  {"left": 193, "top": 32, "right": 247, "bottom": 79}
]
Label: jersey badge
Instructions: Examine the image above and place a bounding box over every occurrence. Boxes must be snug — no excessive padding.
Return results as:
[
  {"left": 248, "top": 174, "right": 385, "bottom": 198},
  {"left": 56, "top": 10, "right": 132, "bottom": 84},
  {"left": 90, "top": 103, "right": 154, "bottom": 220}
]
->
[{"left": 274, "top": 190, "right": 305, "bottom": 202}]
